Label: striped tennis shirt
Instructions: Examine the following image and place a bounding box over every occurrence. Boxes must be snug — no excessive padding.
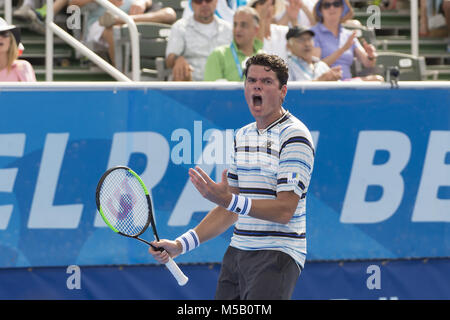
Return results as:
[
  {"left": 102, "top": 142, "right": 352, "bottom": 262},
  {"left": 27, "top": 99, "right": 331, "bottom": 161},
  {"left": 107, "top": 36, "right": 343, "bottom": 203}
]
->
[{"left": 227, "top": 110, "right": 315, "bottom": 270}]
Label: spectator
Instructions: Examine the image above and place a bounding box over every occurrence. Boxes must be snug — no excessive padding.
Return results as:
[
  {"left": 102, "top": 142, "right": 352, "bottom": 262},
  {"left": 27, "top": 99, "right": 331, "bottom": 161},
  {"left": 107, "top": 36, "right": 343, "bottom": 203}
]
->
[
  {"left": 69, "top": 0, "right": 177, "bottom": 64},
  {"left": 183, "top": 0, "right": 249, "bottom": 23},
  {"left": 311, "top": 0, "right": 382, "bottom": 81},
  {"left": 286, "top": 26, "right": 341, "bottom": 81},
  {"left": 13, "top": 0, "right": 69, "bottom": 35},
  {"left": 0, "top": 18, "right": 36, "bottom": 82},
  {"left": 248, "top": 0, "right": 289, "bottom": 61},
  {"left": 276, "top": 0, "right": 317, "bottom": 28},
  {"left": 204, "top": 6, "right": 262, "bottom": 81},
  {"left": 166, "top": 0, "right": 232, "bottom": 81}
]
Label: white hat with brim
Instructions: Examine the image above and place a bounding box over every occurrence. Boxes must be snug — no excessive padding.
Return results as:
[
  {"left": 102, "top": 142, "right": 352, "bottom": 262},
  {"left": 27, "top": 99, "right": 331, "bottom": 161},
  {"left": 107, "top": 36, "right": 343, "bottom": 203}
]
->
[{"left": 0, "top": 17, "right": 22, "bottom": 46}]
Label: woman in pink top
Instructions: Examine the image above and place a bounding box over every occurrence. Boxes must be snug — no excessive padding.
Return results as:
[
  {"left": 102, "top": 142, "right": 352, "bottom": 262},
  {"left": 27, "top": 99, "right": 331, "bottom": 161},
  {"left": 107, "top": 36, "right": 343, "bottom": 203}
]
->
[{"left": 0, "top": 17, "right": 36, "bottom": 82}]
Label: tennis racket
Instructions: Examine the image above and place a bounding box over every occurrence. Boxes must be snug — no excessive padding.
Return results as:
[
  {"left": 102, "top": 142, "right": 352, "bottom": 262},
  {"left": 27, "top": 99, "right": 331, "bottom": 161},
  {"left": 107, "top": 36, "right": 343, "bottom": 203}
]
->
[{"left": 95, "top": 165, "right": 188, "bottom": 286}]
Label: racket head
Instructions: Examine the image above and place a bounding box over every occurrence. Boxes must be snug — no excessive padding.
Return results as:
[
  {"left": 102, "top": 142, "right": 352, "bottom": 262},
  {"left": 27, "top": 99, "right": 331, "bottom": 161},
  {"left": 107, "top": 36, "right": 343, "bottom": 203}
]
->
[{"left": 96, "top": 166, "right": 157, "bottom": 240}]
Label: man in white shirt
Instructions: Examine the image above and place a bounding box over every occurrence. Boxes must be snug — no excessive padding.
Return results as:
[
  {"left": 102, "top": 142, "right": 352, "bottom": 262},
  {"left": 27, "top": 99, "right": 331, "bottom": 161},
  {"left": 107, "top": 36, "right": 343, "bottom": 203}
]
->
[
  {"left": 166, "top": 0, "right": 233, "bottom": 81},
  {"left": 286, "top": 26, "right": 342, "bottom": 81}
]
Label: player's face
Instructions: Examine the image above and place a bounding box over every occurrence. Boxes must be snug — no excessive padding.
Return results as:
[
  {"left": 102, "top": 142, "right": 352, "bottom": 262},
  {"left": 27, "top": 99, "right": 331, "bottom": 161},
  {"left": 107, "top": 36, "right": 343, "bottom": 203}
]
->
[{"left": 244, "top": 64, "right": 287, "bottom": 129}]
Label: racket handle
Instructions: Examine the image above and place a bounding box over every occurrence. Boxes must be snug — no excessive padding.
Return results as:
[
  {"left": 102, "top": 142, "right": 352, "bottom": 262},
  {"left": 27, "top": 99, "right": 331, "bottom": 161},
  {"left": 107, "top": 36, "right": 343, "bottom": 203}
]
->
[{"left": 165, "top": 257, "right": 189, "bottom": 286}]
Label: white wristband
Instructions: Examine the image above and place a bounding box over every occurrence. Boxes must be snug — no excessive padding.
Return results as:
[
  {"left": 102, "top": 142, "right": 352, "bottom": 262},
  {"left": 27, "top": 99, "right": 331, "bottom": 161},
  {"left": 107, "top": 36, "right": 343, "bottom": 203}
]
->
[
  {"left": 176, "top": 229, "right": 200, "bottom": 254},
  {"left": 226, "top": 194, "right": 252, "bottom": 216}
]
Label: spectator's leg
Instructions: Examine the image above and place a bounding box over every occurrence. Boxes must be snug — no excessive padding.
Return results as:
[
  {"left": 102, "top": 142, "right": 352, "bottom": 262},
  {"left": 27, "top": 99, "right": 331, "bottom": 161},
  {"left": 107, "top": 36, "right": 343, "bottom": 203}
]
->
[
  {"left": 443, "top": 0, "right": 450, "bottom": 51},
  {"left": 420, "top": 0, "right": 429, "bottom": 36},
  {"left": 443, "top": 0, "right": 450, "bottom": 36},
  {"left": 53, "top": 0, "right": 68, "bottom": 15},
  {"left": 130, "top": 7, "right": 177, "bottom": 24},
  {"left": 101, "top": 27, "right": 115, "bottom": 65}
]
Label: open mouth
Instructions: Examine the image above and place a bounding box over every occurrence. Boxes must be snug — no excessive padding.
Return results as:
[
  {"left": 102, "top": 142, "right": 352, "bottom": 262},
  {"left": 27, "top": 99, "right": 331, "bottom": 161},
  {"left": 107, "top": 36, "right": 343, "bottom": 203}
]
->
[{"left": 252, "top": 94, "right": 263, "bottom": 106}]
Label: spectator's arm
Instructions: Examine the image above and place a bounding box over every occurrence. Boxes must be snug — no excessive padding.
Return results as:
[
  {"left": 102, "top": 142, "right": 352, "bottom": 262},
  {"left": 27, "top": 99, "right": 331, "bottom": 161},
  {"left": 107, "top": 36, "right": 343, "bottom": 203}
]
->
[
  {"left": 301, "top": 2, "right": 316, "bottom": 26},
  {"left": 167, "top": 54, "right": 193, "bottom": 81},
  {"left": 69, "top": 0, "right": 95, "bottom": 7},
  {"left": 321, "top": 30, "right": 356, "bottom": 66},
  {"left": 277, "top": 0, "right": 301, "bottom": 26},
  {"left": 355, "top": 39, "right": 377, "bottom": 68},
  {"left": 166, "top": 53, "right": 179, "bottom": 69}
]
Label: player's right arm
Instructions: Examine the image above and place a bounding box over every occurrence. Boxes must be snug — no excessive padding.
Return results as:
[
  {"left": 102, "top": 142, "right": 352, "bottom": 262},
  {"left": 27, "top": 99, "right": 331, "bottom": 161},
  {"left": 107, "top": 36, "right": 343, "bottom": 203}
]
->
[{"left": 149, "top": 186, "right": 239, "bottom": 264}]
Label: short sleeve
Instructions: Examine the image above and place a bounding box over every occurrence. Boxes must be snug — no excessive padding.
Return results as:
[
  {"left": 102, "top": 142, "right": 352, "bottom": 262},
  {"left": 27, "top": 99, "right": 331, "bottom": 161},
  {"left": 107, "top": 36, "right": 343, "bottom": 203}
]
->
[
  {"left": 227, "top": 137, "right": 239, "bottom": 188},
  {"left": 276, "top": 128, "right": 315, "bottom": 197},
  {"left": 17, "top": 60, "right": 36, "bottom": 82},
  {"left": 165, "top": 20, "right": 185, "bottom": 58}
]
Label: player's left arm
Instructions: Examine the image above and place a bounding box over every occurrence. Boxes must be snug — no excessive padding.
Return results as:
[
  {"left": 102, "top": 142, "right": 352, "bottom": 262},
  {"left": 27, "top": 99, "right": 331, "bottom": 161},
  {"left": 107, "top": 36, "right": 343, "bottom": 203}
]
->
[
  {"left": 243, "top": 191, "right": 300, "bottom": 224},
  {"left": 189, "top": 131, "right": 314, "bottom": 225},
  {"left": 189, "top": 167, "right": 300, "bottom": 225}
]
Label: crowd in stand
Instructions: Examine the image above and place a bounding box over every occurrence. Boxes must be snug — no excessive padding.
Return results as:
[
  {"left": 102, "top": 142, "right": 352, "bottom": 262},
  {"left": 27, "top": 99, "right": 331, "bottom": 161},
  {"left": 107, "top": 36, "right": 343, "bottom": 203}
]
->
[
  {"left": 161, "top": 0, "right": 383, "bottom": 82},
  {"left": 1, "top": 0, "right": 449, "bottom": 82}
]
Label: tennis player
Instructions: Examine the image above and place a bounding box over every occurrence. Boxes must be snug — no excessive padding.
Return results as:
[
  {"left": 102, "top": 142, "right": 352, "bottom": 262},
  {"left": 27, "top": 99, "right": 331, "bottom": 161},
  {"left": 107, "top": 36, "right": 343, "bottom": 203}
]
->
[{"left": 149, "top": 53, "right": 315, "bottom": 299}]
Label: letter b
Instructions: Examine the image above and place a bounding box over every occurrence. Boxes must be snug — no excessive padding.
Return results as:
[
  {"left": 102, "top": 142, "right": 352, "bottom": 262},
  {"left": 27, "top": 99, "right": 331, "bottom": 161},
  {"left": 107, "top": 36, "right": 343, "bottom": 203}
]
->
[{"left": 341, "top": 131, "right": 411, "bottom": 223}]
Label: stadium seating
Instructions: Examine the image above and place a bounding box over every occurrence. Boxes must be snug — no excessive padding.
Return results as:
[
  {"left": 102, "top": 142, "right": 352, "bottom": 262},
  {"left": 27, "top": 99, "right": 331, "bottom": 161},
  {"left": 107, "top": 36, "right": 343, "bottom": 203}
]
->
[
  {"left": 349, "top": 0, "right": 450, "bottom": 80},
  {"left": 113, "top": 22, "right": 171, "bottom": 81},
  {"left": 375, "top": 51, "right": 429, "bottom": 80},
  {"left": 1, "top": 0, "right": 448, "bottom": 81}
]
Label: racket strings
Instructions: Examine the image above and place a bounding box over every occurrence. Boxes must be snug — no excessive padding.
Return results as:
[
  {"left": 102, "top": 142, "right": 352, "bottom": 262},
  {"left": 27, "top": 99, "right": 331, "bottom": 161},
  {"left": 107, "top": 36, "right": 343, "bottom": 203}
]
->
[{"left": 99, "top": 169, "right": 150, "bottom": 236}]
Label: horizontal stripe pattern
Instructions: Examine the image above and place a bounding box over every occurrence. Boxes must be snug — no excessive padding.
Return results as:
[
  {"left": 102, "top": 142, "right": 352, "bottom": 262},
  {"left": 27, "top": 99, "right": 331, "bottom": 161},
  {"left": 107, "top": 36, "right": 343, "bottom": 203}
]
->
[
  {"left": 226, "top": 111, "right": 314, "bottom": 269},
  {"left": 234, "top": 228, "right": 305, "bottom": 239}
]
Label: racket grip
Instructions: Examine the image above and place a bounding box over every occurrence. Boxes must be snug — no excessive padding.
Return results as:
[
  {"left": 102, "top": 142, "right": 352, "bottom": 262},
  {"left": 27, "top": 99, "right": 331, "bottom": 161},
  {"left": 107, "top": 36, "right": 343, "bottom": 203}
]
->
[{"left": 165, "top": 257, "right": 189, "bottom": 286}]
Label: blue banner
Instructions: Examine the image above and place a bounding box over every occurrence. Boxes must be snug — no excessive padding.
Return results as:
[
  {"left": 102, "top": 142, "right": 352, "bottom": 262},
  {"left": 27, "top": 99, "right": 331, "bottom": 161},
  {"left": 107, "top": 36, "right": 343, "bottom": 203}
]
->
[
  {"left": 0, "top": 83, "right": 449, "bottom": 268},
  {"left": 1, "top": 258, "right": 450, "bottom": 299}
]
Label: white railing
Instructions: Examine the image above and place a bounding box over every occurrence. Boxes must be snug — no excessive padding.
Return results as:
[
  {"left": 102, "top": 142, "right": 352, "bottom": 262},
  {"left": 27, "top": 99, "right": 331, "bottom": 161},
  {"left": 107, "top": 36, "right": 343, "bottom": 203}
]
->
[
  {"left": 1, "top": 0, "right": 140, "bottom": 81},
  {"left": 410, "top": 0, "right": 419, "bottom": 57},
  {"left": 3, "top": 0, "right": 12, "bottom": 24},
  {"left": 45, "top": 0, "right": 140, "bottom": 81}
]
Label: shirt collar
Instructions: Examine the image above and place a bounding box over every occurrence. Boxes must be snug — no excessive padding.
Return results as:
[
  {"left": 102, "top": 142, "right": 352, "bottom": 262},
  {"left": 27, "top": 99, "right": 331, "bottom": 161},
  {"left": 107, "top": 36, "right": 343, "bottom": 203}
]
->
[
  {"left": 231, "top": 38, "right": 264, "bottom": 56},
  {"left": 318, "top": 22, "right": 343, "bottom": 36},
  {"left": 256, "top": 110, "right": 291, "bottom": 134}
]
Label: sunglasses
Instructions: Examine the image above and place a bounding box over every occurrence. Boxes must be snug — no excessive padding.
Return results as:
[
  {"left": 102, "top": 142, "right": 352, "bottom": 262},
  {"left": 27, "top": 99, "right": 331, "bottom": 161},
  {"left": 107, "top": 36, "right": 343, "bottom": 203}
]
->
[
  {"left": 192, "top": 0, "right": 213, "bottom": 4},
  {"left": 0, "top": 31, "right": 11, "bottom": 38},
  {"left": 321, "top": 0, "right": 342, "bottom": 9}
]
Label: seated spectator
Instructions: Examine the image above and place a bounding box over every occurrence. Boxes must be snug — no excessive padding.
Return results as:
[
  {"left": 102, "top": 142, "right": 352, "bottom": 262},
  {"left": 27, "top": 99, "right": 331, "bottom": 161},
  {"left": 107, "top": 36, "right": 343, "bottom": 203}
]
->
[
  {"left": 166, "top": 0, "right": 233, "bottom": 81},
  {"left": 204, "top": 6, "right": 262, "bottom": 81},
  {"left": 69, "top": 0, "right": 177, "bottom": 64},
  {"left": 0, "top": 18, "right": 36, "bottom": 82},
  {"left": 248, "top": 0, "right": 289, "bottom": 61},
  {"left": 311, "top": 0, "right": 382, "bottom": 81},
  {"left": 183, "top": 0, "right": 249, "bottom": 23},
  {"left": 13, "top": 0, "right": 69, "bottom": 34},
  {"left": 276, "top": 0, "right": 317, "bottom": 28},
  {"left": 286, "top": 26, "right": 341, "bottom": 81}
]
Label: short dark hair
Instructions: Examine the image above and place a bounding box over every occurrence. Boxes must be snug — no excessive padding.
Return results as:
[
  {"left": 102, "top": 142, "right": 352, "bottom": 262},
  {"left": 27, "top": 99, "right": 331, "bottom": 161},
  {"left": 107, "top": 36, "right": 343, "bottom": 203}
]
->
[{"left": 244, "top": 53, "right": 289, "bottom": 88}]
